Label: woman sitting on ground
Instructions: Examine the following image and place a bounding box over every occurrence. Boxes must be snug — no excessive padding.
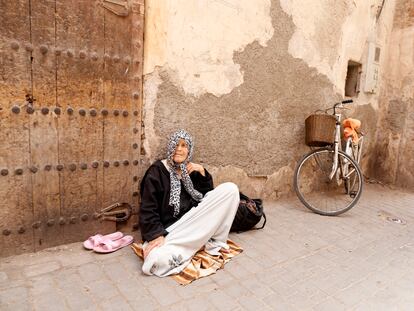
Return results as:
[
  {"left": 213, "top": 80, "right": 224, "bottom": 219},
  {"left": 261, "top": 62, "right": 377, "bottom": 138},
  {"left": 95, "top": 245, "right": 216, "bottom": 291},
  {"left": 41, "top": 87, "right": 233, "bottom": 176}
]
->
[{"left": 139, "top": 129, "right": 239, "bottom": 277}]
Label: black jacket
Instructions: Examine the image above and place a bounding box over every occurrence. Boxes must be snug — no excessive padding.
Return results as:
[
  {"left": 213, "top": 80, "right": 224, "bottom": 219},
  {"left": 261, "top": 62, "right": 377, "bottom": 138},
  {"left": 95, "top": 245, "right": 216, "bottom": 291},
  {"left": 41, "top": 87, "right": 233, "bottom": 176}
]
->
[{"left": 139, "top": 160, "right": 214, "bottom": 242}]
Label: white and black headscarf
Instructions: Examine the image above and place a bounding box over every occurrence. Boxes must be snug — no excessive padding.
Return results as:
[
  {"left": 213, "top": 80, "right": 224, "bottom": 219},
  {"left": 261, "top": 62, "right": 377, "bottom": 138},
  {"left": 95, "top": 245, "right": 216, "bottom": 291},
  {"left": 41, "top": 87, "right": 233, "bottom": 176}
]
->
[{"left": 167, "top": 129, "right": 203, "bottom": 217}]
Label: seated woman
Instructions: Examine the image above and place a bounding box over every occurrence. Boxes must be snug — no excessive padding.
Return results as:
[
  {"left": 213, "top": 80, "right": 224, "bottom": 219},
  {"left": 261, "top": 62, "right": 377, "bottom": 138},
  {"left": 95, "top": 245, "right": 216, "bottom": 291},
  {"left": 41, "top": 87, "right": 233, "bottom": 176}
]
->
[{"left": 139, "top": 129, "right": 239, "bottom": 277}]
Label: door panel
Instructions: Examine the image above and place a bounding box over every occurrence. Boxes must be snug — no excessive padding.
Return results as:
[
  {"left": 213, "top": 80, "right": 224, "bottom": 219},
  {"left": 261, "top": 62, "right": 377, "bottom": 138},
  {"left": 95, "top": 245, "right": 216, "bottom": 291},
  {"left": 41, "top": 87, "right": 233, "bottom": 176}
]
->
[
  {"left": 55, "top": 0, "right": 112, "bottom": 243},
  {"left": 0, "top": 0, "right": 34, "bottom": 257},
  {"left": 30, "top": 0, "right": 63, "bottom": 250},
  {"left": 102, "top": 1, "right": 142, "bottom": 214}
]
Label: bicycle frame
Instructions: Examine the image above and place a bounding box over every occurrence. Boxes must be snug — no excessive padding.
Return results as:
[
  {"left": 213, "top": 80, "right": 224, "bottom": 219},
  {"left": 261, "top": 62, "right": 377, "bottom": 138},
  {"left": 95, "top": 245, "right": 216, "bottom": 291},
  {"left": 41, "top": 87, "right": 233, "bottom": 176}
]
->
[
  {"left": 329, "top": 111, "right": 342, "bottom": 180},
  {"left": 345, "top": 135, "right": 364, "bottom": 165},
  {"left": 322, "top": 105, "right": 363, "bottom": 185}
]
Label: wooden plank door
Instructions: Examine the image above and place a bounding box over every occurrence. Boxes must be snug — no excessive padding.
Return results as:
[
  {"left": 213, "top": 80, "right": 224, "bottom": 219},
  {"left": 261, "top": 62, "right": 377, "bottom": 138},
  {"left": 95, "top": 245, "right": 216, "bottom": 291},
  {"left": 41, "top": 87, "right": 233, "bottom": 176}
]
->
[
  {"left": 0, "top": 0, "right": 34, "bottom": 257},
  {"left": 0, "top": 0, "right": 144, "bottom": 256},
  {"left": 54, "top": 0, "right": 110, "bottom": 246},
  {"left": 30, "top": 0, "right": 63, "bottom": 250},
  {"left": 102, "top": 1, "right": 142, "bottom": 223}
]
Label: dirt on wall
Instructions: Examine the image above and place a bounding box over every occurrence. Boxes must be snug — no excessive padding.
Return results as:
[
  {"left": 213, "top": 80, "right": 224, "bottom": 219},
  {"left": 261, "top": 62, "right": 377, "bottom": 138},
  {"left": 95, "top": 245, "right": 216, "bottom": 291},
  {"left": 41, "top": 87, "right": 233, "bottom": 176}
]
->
[
  {"left": 143, "top": 0, "right": 378, "bottom": 198},
  {"left": 393, "top": 0, "right": 414, "bottom": 28},
  {"left": 395, "top": 99, "right": 414, "bottom": 186},
  {"left": 373, "top": 0, "right": 414, "bottom": 189},
  {"left": 373, "top": 97, "right": 414, "bottom": 186}
]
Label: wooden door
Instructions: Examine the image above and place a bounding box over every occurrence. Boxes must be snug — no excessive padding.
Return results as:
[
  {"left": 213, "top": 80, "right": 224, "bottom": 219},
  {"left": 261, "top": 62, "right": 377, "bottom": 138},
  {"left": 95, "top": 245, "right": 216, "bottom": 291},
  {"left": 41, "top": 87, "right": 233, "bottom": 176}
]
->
[{"left": 0, "top": 0, "right": 144, "bottom": 257}]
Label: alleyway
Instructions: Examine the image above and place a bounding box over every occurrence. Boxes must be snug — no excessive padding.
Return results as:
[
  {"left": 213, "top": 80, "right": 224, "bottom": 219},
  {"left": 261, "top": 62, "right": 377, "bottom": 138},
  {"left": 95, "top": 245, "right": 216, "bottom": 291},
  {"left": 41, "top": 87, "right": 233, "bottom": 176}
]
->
[{"left": 1, "top": 184, "right": 414, "bottom": 311}]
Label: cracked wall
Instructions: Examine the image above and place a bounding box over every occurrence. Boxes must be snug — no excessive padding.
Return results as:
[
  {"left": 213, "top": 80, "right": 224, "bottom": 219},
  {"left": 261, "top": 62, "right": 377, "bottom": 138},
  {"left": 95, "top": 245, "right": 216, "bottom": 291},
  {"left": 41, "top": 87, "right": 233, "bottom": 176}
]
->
[{"left": 142, "top": 0, "right": 397, "bottom": 198}]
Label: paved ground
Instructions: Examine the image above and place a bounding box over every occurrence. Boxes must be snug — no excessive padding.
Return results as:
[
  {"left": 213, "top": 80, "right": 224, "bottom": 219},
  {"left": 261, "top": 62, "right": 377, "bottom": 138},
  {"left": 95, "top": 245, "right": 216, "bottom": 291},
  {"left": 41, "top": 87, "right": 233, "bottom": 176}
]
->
[{"left": 1, "top": 184, "right": 414, "bottom": 311}]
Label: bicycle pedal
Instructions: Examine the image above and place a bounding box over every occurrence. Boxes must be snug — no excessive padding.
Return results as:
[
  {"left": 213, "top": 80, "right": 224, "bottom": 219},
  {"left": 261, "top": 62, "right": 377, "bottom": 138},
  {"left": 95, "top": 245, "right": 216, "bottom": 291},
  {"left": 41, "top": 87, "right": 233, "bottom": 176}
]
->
[{"left": 349, "top": 191, "right": 357, "bottom": 198}]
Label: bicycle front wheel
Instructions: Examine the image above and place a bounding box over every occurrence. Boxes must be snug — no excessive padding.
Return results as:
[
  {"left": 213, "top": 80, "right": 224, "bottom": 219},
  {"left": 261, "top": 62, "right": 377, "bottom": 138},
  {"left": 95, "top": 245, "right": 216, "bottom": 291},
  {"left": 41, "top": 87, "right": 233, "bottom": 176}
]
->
[{"left": 293, "top": 148, "right": 363, "bottom": 216}]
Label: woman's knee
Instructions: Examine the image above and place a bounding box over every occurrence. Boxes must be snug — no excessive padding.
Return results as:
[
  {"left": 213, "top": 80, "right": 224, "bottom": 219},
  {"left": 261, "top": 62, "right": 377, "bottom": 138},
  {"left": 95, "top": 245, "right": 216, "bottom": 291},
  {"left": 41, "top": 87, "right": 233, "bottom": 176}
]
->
[{"left": 216, "top": 182, "right": 239, "bottom": 195}]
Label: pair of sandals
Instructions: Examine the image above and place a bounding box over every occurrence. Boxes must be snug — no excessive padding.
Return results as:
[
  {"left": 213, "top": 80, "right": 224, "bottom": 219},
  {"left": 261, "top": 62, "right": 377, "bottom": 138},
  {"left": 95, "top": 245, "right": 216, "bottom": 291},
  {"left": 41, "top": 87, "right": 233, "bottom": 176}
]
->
[{"left": 83, "top": 232, "right": 134, "bottom": 253}]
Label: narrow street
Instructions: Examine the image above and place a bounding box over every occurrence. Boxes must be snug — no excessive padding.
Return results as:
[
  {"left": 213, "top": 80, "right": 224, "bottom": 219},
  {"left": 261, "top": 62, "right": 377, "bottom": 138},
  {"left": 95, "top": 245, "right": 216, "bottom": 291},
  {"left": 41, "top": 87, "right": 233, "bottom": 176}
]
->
[{"left": 1, "top": 184, "right": 413, "bottom": 311}]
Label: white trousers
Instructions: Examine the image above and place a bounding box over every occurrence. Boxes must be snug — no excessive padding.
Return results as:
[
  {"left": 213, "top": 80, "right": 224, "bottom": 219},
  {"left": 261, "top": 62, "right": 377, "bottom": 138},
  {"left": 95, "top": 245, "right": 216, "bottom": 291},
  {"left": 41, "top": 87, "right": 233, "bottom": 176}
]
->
[{"left": 142, "top": 182, "right": 240, "bottom": 277}]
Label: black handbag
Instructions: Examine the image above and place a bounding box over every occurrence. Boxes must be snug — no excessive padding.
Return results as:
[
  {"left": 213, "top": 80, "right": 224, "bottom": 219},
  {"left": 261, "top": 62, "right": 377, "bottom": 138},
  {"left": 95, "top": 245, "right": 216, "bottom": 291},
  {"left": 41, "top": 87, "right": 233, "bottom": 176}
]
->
[{"left": 230, "top": 192, "right": 266, "bottom": 233}]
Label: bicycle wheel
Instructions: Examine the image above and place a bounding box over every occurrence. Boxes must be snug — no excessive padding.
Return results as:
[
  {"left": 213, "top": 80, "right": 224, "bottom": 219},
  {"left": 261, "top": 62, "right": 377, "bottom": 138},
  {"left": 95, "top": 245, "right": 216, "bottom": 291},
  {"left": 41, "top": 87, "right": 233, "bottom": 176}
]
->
[{"left": 293, "top": 148, "right": 363, "bottom": 216}]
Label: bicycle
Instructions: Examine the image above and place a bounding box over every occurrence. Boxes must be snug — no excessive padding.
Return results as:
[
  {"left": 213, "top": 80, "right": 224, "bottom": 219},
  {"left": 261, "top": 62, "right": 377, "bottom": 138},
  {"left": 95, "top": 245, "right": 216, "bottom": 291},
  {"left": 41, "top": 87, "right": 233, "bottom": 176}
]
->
[{"left": 293, "top": 99, "right": 364, "bottom": 216}]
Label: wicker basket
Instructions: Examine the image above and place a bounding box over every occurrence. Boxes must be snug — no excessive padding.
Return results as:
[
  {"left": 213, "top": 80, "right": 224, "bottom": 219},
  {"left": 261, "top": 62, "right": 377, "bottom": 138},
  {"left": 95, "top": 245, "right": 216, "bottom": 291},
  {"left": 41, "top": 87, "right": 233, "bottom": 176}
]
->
[{"left": 305, "top": 114, "right": 336, "bottom": 147}]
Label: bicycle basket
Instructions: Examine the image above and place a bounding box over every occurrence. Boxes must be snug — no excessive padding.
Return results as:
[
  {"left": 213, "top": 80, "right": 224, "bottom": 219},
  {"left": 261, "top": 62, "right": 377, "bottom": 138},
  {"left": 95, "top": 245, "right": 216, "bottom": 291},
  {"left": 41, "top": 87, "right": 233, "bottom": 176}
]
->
[{"left": 305, "top": 114, "right": 336, "bottom": 147}]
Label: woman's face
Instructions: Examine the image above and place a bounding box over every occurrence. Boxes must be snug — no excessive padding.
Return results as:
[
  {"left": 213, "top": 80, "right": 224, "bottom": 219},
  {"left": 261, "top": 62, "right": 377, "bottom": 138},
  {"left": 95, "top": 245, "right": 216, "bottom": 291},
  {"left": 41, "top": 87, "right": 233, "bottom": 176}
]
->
[{"left": 173, "top": 139, "right": 189, "bottom": 164}]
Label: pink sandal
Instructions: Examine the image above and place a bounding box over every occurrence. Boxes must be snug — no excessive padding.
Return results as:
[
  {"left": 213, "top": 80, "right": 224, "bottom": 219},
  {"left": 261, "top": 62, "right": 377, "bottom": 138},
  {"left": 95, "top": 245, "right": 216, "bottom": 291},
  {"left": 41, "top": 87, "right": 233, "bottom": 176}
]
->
[
  {"left": 83, "top": 232, "right": 124, "bottom": 250},
  {"left": 93, "top": 235, "right": 134, "bottom": 253}
]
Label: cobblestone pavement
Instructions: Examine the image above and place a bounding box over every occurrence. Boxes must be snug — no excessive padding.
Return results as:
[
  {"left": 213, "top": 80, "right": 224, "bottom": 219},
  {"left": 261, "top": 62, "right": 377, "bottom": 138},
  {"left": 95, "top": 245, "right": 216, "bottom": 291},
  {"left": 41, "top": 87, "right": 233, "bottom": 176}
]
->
[{"left": 1, "top": 184, "right": 414, "bottom": 311}]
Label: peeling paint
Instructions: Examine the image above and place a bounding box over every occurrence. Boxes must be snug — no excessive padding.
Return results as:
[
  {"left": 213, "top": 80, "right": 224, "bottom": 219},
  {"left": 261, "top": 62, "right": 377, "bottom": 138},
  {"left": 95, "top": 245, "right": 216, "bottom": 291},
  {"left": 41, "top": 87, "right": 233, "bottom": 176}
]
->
[
  {"left": 262, "top": 165, "right": 294, "bottom": 200},
  {"left": 279, "top": 0, "right": 389, "bottom": 93},
  {"left": 209, "top": 164, "right": 293, "bottom": 200},
  {"left": 141, "top": 0, "right": 402, "bottom": 198},
  {"left": 142, "top": 68, "right": 163, "bottom": 159},
  {"left": 209, "top": 165, "right": 267, "bottom": 198},
  {"left": 147, "top": 1, "right": 337, "bottom": 179},
  {"left": 144, "top": 0, "right": 274, "bottom": 97},
  {"left": 280, "top": 0, "right": 350, "bottom": 89}
]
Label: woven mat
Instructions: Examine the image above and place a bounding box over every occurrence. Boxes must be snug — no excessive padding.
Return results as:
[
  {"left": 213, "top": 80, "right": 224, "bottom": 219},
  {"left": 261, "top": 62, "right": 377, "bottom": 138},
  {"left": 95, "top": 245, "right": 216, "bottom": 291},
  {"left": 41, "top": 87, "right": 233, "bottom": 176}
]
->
[{"left": 131, "top": 239, "right": 243, "bottom": 285}]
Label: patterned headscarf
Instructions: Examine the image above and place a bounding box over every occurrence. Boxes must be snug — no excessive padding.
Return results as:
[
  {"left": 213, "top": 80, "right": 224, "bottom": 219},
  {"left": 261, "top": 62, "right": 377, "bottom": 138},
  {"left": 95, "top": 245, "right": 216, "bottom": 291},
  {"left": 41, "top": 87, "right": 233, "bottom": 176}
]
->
[{"left": 167, "top": 129, "right": 203, "bottom": 217}]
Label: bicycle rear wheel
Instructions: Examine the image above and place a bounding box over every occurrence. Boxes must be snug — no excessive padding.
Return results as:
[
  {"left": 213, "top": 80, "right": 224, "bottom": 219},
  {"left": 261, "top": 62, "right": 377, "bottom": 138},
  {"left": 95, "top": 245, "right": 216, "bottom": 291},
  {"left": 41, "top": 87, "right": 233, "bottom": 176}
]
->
[{"left": 293, "top": 148, "right": 363, "bottom": 216}]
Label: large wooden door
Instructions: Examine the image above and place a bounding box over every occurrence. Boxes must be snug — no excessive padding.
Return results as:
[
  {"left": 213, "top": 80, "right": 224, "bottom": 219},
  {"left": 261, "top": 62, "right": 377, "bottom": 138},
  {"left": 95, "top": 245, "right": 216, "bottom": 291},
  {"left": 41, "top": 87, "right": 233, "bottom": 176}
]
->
[{"left": 0, "top": 0, "right": 144, "bottom": 257}]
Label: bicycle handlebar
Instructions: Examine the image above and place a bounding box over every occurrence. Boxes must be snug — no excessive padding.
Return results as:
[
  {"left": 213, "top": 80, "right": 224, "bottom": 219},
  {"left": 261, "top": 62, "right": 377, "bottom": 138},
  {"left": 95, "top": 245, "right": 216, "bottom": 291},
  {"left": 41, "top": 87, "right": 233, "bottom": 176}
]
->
[
  {"left": 316, "top": 99, "right": 354, "bottom": 115},
  {"left": 333, "top": 99, "right": 353, "bottom": 114}
]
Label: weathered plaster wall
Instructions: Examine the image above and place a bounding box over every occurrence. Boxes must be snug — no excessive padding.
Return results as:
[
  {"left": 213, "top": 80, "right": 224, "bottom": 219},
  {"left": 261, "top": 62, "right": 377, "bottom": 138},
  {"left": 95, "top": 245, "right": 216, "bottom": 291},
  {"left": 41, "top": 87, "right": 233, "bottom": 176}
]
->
[
  {"left": 142, "top": 0, "right": 396, "bottom": 198},
  {"left": 143, "top": 0, "right": 274, "bottom": 96},
  {"left": 373, "top": 0, "right": 414, "bottom": 188}
]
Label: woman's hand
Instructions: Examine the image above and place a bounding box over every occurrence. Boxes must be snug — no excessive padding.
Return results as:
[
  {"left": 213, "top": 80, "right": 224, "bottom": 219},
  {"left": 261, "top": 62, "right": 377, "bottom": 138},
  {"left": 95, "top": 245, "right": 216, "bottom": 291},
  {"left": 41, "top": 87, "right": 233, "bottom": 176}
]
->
[
  {"left": 187, "top": 162, "right": 205, "bottom": 176},
  {"left": 144, "top": 235, "right": 165, "bottom": 259}
]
